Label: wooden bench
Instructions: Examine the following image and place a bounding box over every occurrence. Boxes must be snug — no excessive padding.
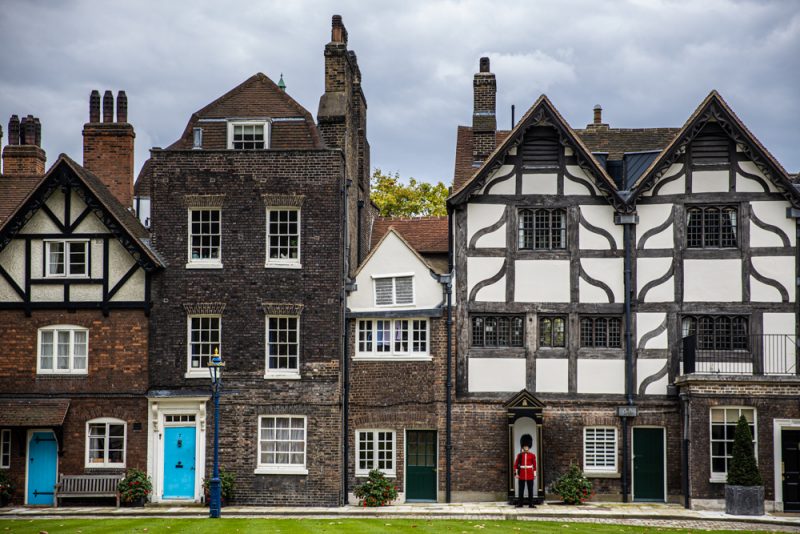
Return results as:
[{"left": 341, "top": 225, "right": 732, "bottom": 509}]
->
[{"left": 54, "top": 474, "right": 122, "bottom": 507}]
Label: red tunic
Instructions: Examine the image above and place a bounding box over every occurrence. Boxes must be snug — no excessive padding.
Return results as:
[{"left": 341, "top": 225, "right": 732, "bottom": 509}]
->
[{"left": 514, "top": 451, "right": 537, "bottom": 481}]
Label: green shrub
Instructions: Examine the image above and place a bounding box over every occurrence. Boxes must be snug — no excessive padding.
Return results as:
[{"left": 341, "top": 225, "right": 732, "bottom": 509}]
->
[
  {"left": 0, "top": 470, "right": 14, "bottom": 500},
  {"left": 203, "top": 467, "right": 236, "bottom": 502},
  {"left": 551, "top": 463, "right": 593, "bottom": 504},
  {"left": 117, "top": 468, "right": 152, "bottom": 503},
  {"left": 727, "top": 415, "right": 762, "bottom": 486},
  {"left": 353, "top": 469, "right": 398, "bottom": 507}
]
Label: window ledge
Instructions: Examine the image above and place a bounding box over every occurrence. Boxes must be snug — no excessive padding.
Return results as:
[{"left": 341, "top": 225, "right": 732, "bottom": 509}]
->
[
  {"left": 254, "top": 467, "right": 308, "bottom": 476},
  {"left": 263, "top": 373, "right": 301, "bottom": 380},
  {"left": 185, "top": 262, "right": 223, "bottom": 270},
  {"left": 265, "top": 263, "right": 302, "bottom": 270},
  {"left": 37, "top": 372, "right": 88, "bottom": 377},
  {"left": 353, "top": 356, "right": 432, "bottom": 362},
  {"left": 86, "top": 464, "right": 125, "bottom": 469},
  {"left": 185, "top": 371, "right": 212, "bottom": 379},
  {"left": 709, "top": 476, "right": 727, "bottom": 484},
  {"left": 585, "top": 471, "right": 620, "bottom": 479},
  {"left": 356, "top": 471, "right": 396, "bottom": 479}
]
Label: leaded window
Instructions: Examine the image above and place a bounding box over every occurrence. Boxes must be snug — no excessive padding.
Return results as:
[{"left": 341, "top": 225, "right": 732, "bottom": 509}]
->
[
  {"left": 682, "top": 316, "right": 748, "bottom": 351},
  {"left": 539, "top": 316, "right": 566, "bottom": 347},
  {"left": 580, "top": 317, "right": 622, "bottom": 348},
  {"left": 686, "top": 206, "right": 738, "bottom": 248},
  {"left": 519, "top": 208, "right": 566, "bottom": 250},
  {"left": 471, "top": 315, "right": 524, "bottom": 347}
]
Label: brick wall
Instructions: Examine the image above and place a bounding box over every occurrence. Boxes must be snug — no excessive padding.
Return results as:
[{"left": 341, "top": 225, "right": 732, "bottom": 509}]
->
[{"left": 83, "top": 123, "right": 135, "bottom": 209}]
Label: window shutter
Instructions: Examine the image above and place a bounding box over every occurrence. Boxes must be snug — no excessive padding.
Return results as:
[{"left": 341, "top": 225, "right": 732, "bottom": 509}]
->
[
  {"left": 375, "top": 278, "right": 394, "bottom": 306},
  {"left": 395, "top": 277, "right": 413, "bottom": 304}
]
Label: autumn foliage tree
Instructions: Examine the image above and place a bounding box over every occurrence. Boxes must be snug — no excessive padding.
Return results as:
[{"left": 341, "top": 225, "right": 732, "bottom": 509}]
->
[{"left": 370, "top": 169, "right": 448, "bottom": 217}]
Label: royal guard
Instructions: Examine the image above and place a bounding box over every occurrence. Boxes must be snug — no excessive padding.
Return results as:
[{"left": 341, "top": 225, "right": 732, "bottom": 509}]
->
[{"left": 513, "top": 434, "right": 537, "bottom": 508}]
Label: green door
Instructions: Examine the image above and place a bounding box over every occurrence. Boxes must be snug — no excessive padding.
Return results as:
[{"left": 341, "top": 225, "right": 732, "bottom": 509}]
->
[
  {"left": 633, "top": 427, "right": 665, "bottom": 502},
  {"left": 406, "top": 430, "right": 437, "bottom": 501}
]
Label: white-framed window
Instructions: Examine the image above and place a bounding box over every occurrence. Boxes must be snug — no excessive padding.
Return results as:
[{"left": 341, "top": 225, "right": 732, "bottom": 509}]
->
[
  {"left": 37, "top": 325, "right": 88, "bottom": 375},
  {"left": 266, "top": 208, "right": 300, "bottom": 267},
  {"left": 86, "top": 418, "right": 126, "bottom": 468},
  {"left": 1, "top": 429, "right": 10, "bottom": 469},
  {"left": 255, "top": 415, "right": 307, "bottom": 475},
  {"left": 45, "top": 240, "right": 88, "bottom": 277},
  {"left": 356, "top": 429, "right": 396, "bottom": 477},
  {"left": 584, "top": 427, "right": 617, "bottom": 472},
  {"left": 187, "top": 209, "right": 221, "bottom": 267},
  {"left": 710, "top": 407, "right": 757, "bottom": 482},
  {"left": 187, "top": 315, "right": 221, "bottom": 376},
  {"left": 265, "top": 316, "right": 300, "bottom": 378},
  {"left": 228, "top": 121, "right": 269, "bottom": 150},
  {"left": 373, "top": 275, "right": 414, "bottom": 307},
  {"left": 356, "top": 318, "right": 429, "bottom": 359}
]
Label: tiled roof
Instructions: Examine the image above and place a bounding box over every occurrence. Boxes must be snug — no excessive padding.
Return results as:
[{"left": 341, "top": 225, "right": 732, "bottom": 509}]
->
[
  {"left": 452, "top": 126, "right": 510, "bottom": 191},
  {"left": 0, "top": 398, "right": 70, "bottom": 427},
  {"left": 134, "top": 158, "right": 152, "bottom": 196},
  {"left": 574, "top": 126, "right": 680, "bottom": 160},
  {"left": 0, "top": 173, "right": 42, "bottom": 224},
  {"left": 371, "top": 216, "right": 448, "bottom": 254}
]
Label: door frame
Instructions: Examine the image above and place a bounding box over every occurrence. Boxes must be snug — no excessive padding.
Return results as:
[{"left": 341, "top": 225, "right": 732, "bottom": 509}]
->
[
  {"left": 403, "top": 428, "right": 438, "bottom": 503},
  {"left": 25, "top": 428, "right": 58, "bottom": 506},
  {"left": 772, "top": 418, "right": 800, "bottom": 512},
  {"left": 147, "top": 397, "right": 208, "bottom": 503},
  {"left": 631, "top": 425, "right": 667, "bottom": 503}
]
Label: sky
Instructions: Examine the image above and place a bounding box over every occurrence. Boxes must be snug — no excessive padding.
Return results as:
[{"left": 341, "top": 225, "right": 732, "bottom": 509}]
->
[{"left": 1, "top": 0, "right": 799, "bottom": 185}]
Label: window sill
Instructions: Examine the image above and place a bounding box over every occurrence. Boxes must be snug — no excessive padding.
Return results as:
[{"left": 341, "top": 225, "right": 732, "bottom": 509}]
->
[
  {"left": 265, "top": 263, "right": 302, "bottom": 270},
  {"left": 185, "top": 371, "right": 212, "bottom": 379},
  {"left": 254, "top": 467, "right": 308, "bottom": 476},
  {"left": 353, "top": 356, "right": 432, "bottom": 362},
  {"left": 263, "top": 373, "right": 301, "bottom": 380},
  {"left": 37, "top": 372, "right": 88, "bottom": 377},
  {"left": 585, "top": 471, "right": 620, "bottom": 479},
  {"left": 356, "top": 471, "right": 396, "bottom": 478},
  {"left": 709, "top": 476, "right": 727, "bottom": 484},
  {"left": 185, "top": 262, "right": 223, "bottom": 270},
  {"left": 86, "top": 464, "right": 126, "bottom": 469}
]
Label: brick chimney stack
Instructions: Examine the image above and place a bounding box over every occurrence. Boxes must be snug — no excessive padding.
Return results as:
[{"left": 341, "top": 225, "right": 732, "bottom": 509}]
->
[
  {"left": 472, "top": 57, "right": 497, "bottom": 163},
  {"left": 2, "top": 114, "right": 46, "bottom": 176},
  {"left": 83, "top": 90, "right": 135, "bottom": 208}
]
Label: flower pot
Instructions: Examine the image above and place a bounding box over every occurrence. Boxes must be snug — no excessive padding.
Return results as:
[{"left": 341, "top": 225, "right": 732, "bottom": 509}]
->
[
  {"left": 122, "top": 497, "right": 146, "bottom": 507},
  {"left": 0, "top": 494, "right": 9, "bottom": 508},
  {"left": 725, "top": 485, "right": 764, "bottom": 516}
]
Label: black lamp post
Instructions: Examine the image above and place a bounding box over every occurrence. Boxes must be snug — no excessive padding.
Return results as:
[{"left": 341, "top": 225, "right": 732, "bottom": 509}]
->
[{"left": 208, "top": 348, "right": 224, "bottom": 518}]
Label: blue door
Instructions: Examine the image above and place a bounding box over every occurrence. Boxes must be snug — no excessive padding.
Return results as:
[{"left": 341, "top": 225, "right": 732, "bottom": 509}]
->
[
  {"left": 163, "top": 426, "right": 196, "bottom": 499},
  {"left": 27, "top": 431, "right": 58, "bottom": 505}
]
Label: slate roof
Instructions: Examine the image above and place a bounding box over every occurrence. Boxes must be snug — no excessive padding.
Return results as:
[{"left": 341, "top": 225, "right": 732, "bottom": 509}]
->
[
  {"left": 371, "top": 216, "right": 448, "bottom": 254},
  {"left": 0, "top": 398, "right": 70, "bottom": 427}
]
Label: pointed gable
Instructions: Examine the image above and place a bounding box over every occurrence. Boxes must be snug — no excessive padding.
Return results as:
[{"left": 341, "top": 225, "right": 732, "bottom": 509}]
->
[
  {"left": 630, "top": 91, "right": 800, "bottom": 204},
  {"left": 449, "top": 95, "right": 627, "bottom": 210}
]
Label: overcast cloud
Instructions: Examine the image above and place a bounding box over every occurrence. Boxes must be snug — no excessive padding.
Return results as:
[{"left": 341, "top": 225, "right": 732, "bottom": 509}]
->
[{"left": 1, "top": 0, "right": 798, "bottom": 185}]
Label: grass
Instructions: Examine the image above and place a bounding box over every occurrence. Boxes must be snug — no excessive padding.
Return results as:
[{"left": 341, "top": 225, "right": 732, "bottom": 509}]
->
[{"left": 0, "top": 518, "right": 781, "bottom": 534}]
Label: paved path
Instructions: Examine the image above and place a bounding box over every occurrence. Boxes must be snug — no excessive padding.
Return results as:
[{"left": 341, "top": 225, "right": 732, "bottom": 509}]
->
[{"left": 2, "top": 502, "right": 799, "bottom": 531}]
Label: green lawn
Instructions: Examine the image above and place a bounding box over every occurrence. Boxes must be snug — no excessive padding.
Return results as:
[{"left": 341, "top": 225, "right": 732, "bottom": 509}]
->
[{"left": 0, "top": 518, "right": 780, "bottom": 534}]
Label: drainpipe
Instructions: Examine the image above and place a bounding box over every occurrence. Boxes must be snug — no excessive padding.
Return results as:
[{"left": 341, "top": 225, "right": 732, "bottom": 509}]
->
[
  {"left": 446, "top": 204, "right": 454, "bottom": 503},
  {"left": 357, "top": 199, "right": 364, "bottom": 264},
  {"left": 680, "top": 391, "right": 691, "bottom": 509},
  {"left": 342, "top": 177, "right": 352, "bottom": 506}
]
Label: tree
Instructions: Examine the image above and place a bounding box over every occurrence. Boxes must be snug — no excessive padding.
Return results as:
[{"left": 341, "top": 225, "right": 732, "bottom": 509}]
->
[
  {"left": 727, "top": 415, "right": 762, "bottom": 486},
  {"left": 370, "top": 169, "right": 448, "bottom": 217}
]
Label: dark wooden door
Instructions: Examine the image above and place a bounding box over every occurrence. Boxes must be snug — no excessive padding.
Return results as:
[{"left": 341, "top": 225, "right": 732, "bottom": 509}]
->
[
  {"left": 782, "top": 429, "right": 800, "bottom": 512},
  {"left": 633, "top": 428, "right": 665, "bottom": 502},
  {"left": 406, "top": 430, "right": 437, "bottom": 501}
]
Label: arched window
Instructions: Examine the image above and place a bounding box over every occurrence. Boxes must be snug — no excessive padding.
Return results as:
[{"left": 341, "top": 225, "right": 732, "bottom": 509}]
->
[
  {"left": 86, "top": 418, "right": 126, "bottom": 468},
  {"left": 37, "top": 325, "right": 88, "bottom": 375}
]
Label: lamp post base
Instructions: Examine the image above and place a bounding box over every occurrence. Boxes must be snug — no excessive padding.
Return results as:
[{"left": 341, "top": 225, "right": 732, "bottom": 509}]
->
[{"left": 209, "top": 478, "right": 221, "bottom": 518}]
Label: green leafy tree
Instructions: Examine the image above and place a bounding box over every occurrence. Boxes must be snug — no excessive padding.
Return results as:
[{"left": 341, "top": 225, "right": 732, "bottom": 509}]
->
[
  {"left": 727, "top": 415, "right": 762, "bottom": 486},
  {"left": 370, "top": 169, "right": 448, "bottom": 217}
]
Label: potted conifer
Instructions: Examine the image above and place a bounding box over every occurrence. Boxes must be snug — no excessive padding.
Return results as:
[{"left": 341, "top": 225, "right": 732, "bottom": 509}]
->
[{"left": 725, "top": 415, "right": 764, "bottom": 515}]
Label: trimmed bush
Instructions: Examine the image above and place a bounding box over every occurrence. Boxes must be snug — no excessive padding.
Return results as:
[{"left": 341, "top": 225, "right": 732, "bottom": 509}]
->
[
  {"left": 353, "top": 469, "right": 398, "bottom": 507},
  {"left": 551, "top": 463, "right": 593, "bottom": 504},
  {"left": 727, "top": 415, "right": 762, "bottom": 486}
]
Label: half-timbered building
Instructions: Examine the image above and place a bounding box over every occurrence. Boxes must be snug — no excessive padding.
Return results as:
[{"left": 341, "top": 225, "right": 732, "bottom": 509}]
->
[
  {"left": 0, "top": 96, "right": 162, "bottom": 505},
  {"left": 447, "top": 58, "right": 800, "bottom": 511}
]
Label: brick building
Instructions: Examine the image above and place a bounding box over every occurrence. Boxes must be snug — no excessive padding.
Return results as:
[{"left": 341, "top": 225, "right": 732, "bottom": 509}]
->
[
  {"left": 137, "top": 16, "right": 371, "bottom": 505},
  {"left": 0, "top": 93, "right": 162, "bottom": 505}
]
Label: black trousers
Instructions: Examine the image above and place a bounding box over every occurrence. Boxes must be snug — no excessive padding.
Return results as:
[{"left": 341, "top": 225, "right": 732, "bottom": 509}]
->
[{"left": 518, "top": 478, "right": 534, "bottom": 506}]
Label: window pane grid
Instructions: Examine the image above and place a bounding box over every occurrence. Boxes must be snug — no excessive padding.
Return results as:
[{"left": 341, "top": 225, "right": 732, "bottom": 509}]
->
[
  {"left": 682, "top": 315, "right": 749, "bottom": 351},
  {"left": 39, "top": 328, "right": 89, "bottom": 374},
  {"left": 233, "top": 124, "right": 265, "bottom": 149},
  {"left": 189, "top": 316, "right": 220, "bottom": 369},
  {"left": 687, "top": 206, "right": 738, "bottom": 249},
  {"left": 87, "top": 422, "right": 125, "bottom": 466},
  {"left": 357, "top": 430, "right": 395, "bottom": 474},
  {"left": 710, "top": 408, "right": 756, "bottom": 477},
  {"left": 267, "top": 209, "right": 299, "bottom": 262},
  {"left": 519, "top": 208, "right": 567, "bottom": 250},
  {"left": 580, "top": 317, "right": 622, "bottom": 348},
  {"left": 267, "top": 316, "right": 299, "bottom": 372},
  {"left": 358, "top": 319, "right": 428, "bottom": 356},
  {"left": 46, "top": 241, "right": 88, "bottom": 277},
  {"left": 471, "top": 315, "right": 524, "bottom": 347},
  {"left": 539, "top": 316, "right": 566, "bottom": 347},
  {"left": 189, "top": 209, "right": 221, "bottom": 261},
  {"left": 1, "top": 429, "right": 10, "bottom": 469},
  {"left": 259, "top": 416, "right": 305, "bottom": 466}
]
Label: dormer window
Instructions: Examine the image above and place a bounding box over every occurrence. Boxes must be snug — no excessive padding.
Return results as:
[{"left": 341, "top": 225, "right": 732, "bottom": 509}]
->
[
  {"left": 374, "top": 275, "right": 414, "bottom": 307},
  {"left": 228, "top": 121, "right": 269, "bottom": 149}
]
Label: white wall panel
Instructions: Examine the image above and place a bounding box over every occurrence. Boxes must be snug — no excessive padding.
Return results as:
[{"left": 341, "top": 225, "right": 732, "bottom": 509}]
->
[
  {"left": 535, "top": 358, "right": 569, "bottom": 393},
  {"left": 484, "top": 165, "right": 516, "bottom": 195},
  {"left": 467, "top": 204, "right": 506, "bottom": 245},
  {"left": 637, "top": 359, "right": 668, "bottom": 395},
  {"left": 0, "top": 278, "right": 22, "bottom": 301},
  {"left": 20, "top": 209, "right": 60, "bottom": 234},
  {"left": 469, "top": 358, "right": 526, "bottom": 392},
  {"left": 636, "top": 312, "right": 668, "bottom": 349},
  {"left": 637, "top": 257, "right": 674, "bottom": 302},
  {"left": 750, "top": 201, "right": 796, "bottom": 247},
  {"left": 579, "top": 205, "right": 621, "bottom": 249},
  {"left": 31, "top": 285, "right": 63, "bottom": 301},
  {"left": 683, "top": 259, "right": 741, "bottom": 302},
  {"left": 580, "top": 258, "right": 623, "bottom": 303},
  {"left": 738, "top": 161, "right": 776, "bottom": 192},
  {"left": 71, "top": 284, "right": 103, "bottom": 301},
  {"left": 644, "top": 164, "right": 684, "bottom": 196},
  {"left": 468, "top": 257, "right": 506, "bottom": 302},
  {"left": 577, "top": 359, "right": 625, "bottom": 394},
  {"left": 515, "top": 260, "right": 570, "bottom": 302},
  {"left": 0, "top": 239, "right": 25, "bottom": 287},
  {"left": 110, "top": 268, "right": 145, "bottom": 302},
  {"left": 751, "top": 256, "right": 795, "bottom": 302},
  {"left": 692, "top": 170, "right": 730, "bottom": 193},
  {"left": 637, "top": 204, "right": 673, "bottom": 249},
  {"left": 521, "top": 173, "right": 557, "bottom": 195},
  {"left": 564, "top": 166, "right": 598, "bottom": 195}
]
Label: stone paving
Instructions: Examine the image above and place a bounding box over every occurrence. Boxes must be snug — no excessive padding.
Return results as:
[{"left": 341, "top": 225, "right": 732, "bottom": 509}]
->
[{"left": 1, "top": 501, "right": 799, "bottom": 531}]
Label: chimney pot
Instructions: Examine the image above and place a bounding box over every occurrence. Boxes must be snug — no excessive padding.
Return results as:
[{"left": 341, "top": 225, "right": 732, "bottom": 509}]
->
[
  {"left": 331, "top": 14, "right": 347, "bottom": 44},
  {"left": 34, "top": 117, "right": 41, "bottom": 146},
  {"left": 22, "top": 115, "right": 37, "bottom": 145},
  {"left": 102, "top": 90, "right": 114, "bottom": 123},
  {"left": 3, "top": 115, "right": 45, "bottom": 175},
  {"left": 593, "top": 104, "right": 602, "bottom": 125},
  {"left": 8, "top": 115, "right": 20, "bottom": 145},
  {"left": 479, "top": 57, "right": 490, "bottom": 73},
  {"left": 90, "top": 90, "right": 101, "bottom": 123},
  {"left": 117, "top": 91, "right": 128, "bottom": 123}
]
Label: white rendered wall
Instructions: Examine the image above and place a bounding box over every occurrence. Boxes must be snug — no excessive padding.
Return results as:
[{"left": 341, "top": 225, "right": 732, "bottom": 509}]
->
[
  {"left": 642, "top": 164, "right": 684, "bottom": 196},
  {"left": 751, "top": 256, "right": 795, "bottom": 302},
  {"left": 579, "top": 258, "right": 623, "bottom": 303},
  {"left": 349, "top": 231, "right": 442, "bottom": 311},
  {"left": 521, "top": 173, "right": 557, "bottom": 195},
  {"left": 467, "top": 257, "right": 506, "bottom": 302},
  {"left": 637, "top": 205, "right": 673, "bottom": 249},
  {"left": 579, "top": 205, "right": 621, "bottom": 249},
  {"left": 514, "top": 260, "right": 570, "bottom": 302},
  {"left": 535, "top": 359, "right": 569, "bottom": 393},
  {"left": 636, "top": 312, "right": 668, "bottom": 349},
  {"left": 691, "top": 170, "right": 730, "bottom": 193},
  {"left": 564, "top": 166, "right": 599, "bottom": 195},
  {"left": 110, "top": 268, "right": 145, "bottom": 301},
  {"left": 577, "top": 360, "right": 625, "bottom": 394},
  {"left": 480, "top": 165, "right": 515, "bottom": 195},
  {"left": 750, "top": 201, "right": 795, "bottom": 247},
  {"left": 0, "top": 240, "right": 25, "bottom": 287},
  {"left": 739, "top": 161, "right": 777, "bottom": 192},
  {"left": 636, "top": 257, "right": 674, "bottom": 302},
  {"left": 19, "top": 209, "right": 60, "bottom": 234},
  {"left": 683, "top": 259, "right": 741, "bottom": 302},
  {"left": 637, "top": 359, "right": 668, "bottom": 395},
  {"left": 467, "top": 204, "right": 506, "bottom": 248},
  {"left": 762, "top": 313, "right": 796, "bottom": 374},
  {"left": 469, "top": 358, "right": 526, "bottom": 392}
]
